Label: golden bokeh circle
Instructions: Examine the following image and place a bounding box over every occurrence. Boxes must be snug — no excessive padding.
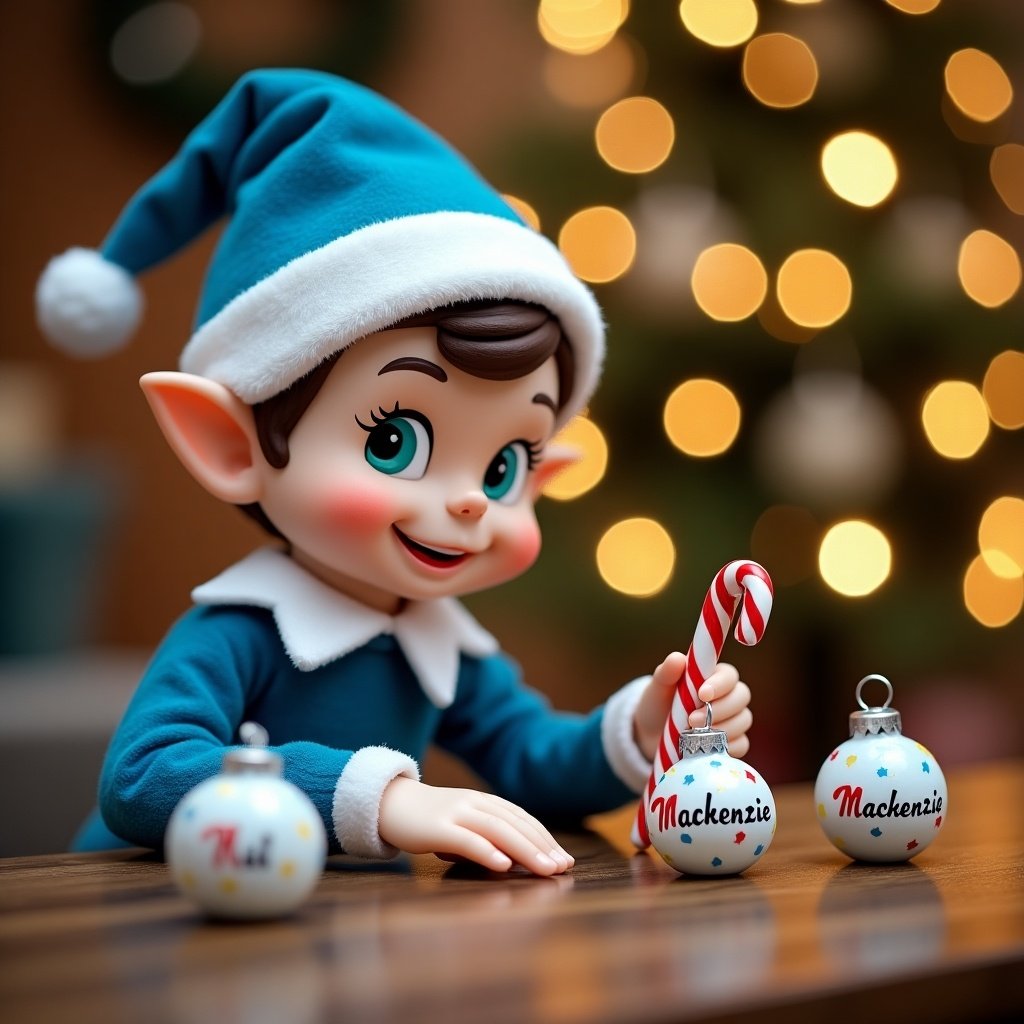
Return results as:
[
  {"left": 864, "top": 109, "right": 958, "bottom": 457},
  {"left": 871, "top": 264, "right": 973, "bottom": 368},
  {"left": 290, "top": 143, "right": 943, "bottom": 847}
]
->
[
  {"left": 596, "top": 517, "right": 676, "bottom": 596},
  {"left": 921, "top": 380, "right": 990, "bottom": 459},
  {"left": 543, "top": 415, "right": 609, "bottom": 501},
  {"left": 742, "top": 33, "right": 818, "bottom": 109},
  {"left": 663, "top": 379, "right": 742, "bottom": 457},
  {"left": 821, "top": 131, "right": 899, "bottom": 208},
  {"left": 558, "top": 206, "right": 636, "bottom": 283},
  {"left": 690, "top": 243, "right": 768, "bottom": 321},
  {"left": 963, "top": 554, "right": 1023, "bottom": 628},
  {"left": 957, "top": 229, "right": 1022, "bottom": 309},
  {"left": 595, "top": 96, "right": 676, "bottom": 174},
  {"left": 990, "top": 144, "right": 1024, "bottom": 215},
  {"left": 982, "top": 350, "right": 1024, "bottom": 430},
  {"left": 678, "top": 0, "right": 757, "bottom": 48},
  {"left": 776, "top": 249, "right": 853, "bottom": 328},
  {"left": 944, "top": 48, "right": 1013, "bottom": 123},
  {"left": 978, "top": 496, "right": 1024, "bottom": 579},
  {"left": 501, "top": 194, "right": 541, "bottom": 232},
  {"left": 818, "top": 520, "right": 892, "bottom": 598}
]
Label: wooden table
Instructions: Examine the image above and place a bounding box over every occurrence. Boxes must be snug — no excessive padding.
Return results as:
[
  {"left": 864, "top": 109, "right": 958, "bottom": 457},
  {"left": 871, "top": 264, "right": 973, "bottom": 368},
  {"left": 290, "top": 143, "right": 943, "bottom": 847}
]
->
[{"left": 2, "top": 761, "right": 1021, "bottom": 1024}]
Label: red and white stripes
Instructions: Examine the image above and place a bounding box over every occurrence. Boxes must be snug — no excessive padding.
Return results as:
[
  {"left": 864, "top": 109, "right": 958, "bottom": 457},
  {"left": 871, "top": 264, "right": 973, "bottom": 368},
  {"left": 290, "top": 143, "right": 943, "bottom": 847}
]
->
[{"left": 632, "top": 560, "right": 774, "bottom": 848}]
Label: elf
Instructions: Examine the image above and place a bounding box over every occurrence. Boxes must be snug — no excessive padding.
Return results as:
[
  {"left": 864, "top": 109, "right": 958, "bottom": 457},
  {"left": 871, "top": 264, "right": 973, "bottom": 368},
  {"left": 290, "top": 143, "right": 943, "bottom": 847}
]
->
[{"left": 37, "top": 70, "right": 752, "bottom": 874}]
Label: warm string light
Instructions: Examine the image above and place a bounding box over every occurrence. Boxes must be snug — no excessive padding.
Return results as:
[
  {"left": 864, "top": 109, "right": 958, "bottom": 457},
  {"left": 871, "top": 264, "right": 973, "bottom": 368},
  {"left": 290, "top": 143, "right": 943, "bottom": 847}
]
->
[
  {"left": 557, "top": 206, "right": 636, "bottom": 283},
  {"left": 543, "top": 34, "right": 637, "bottom": 109},
  {"left": 742, "top": 32, "right": 818, "bottom": 109},
  {"left": 595, "top": 96, "right": 675, "bottom": 174},
  {"left": 776, "top": 249, "right": 852, "bottom": 328},
  {"left": 978, "top": 497, "right": 1024, "bottom": 580},
  {"left": 983, "top": 351, "right": 1024, "bottom": 431},
  {"left": 678, "top": 0, "right": 757, "bottom": 49},
  {"left": 663, "top": 378, "right": 742, "bottom": 457},
  {"left": 690, "top": 243, "right": 767, "bottom": 321},
  {"left": 820, "top": 131, "right": 899, "bottom": 208},
  {"left": 501, "top": 194, "right": 541, "bottom": 232},
  {"left": 990, "top": 144, "right": 1024, "bottom": 215},
  {"left": 921, "top": 380, "right": 990, "bottom": 460},
  {"left": 944, "top": 48, "right": 1013, "bottom": 124},
  {"left": 963, "top": 556, "right": 1023, "bottom": 628},
  {"left": 818, "top": 520, "right": 892, "bottom": 598},
  {"left": 596, "top": 517, "right": 675, "bottom": 596},
  {"left": 543, "top": 415, "right": 609, "bottom": 500},
  {"left": 957, "top": 229, "right": 1022, "bottom": 309},
  {"left": 538, "top": 0, "right": 630, "bottom": 56}
]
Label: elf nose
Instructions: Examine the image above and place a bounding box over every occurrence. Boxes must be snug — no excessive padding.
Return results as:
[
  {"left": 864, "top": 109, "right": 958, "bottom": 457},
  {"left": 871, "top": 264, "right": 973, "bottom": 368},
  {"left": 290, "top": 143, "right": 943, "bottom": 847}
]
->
[{"left": 447, "top": 489, "right": 488, "bottom": 519}]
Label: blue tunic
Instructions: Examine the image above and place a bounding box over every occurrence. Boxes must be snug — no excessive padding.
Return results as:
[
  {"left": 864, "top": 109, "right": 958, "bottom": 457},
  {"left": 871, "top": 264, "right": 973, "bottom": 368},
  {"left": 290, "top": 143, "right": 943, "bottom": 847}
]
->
[{"left": 77, "top": 602, "right": 641, "bottom": 855}]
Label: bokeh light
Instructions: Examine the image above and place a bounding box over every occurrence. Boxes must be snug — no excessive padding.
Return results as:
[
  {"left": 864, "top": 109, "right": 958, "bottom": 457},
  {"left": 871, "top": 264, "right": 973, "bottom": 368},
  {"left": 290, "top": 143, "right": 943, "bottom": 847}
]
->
[
  {"left": 558, "top": 206, "right": 636, "bottom": 283},
  {"left": 742, "top": 33, "right": 818, "bottom": 109},
  {"left": 957, "top": 229, "right": 1022, "bottom": 308},
  {"left": 983, "top": 350, "right": 1024, "bottom": 430},
  {"left": 663, "top": 379, "right": 742, "bottom": 457},
  {"left": 501, "top": 194, "right": 541, "bottom": 232},
  {"left": 921, "top": 380, "right": 990, "bottom": 459},
  {"left": 543, "top": 34, "right": 636, "bottom": 109},
  {"left": 595, "top": 96, "right": 676, "bottom": 174},
  {"left": 886, "top": 0, "right": 941, "bottom": 13},
  {"left": 109, "top": 2, "right": 201, "bottom": 85},
  {"left": 963, "top": 554, "right": 1023, "bottom": 628},
  {"left": 543, "top": 415, "right": 609, "bottom": 500},
  {"left": 678, "top": 0, "right": 757, "bottom": 49},
  {"left": 596, "top": 517, "right": 675, "bottom": 596},
  {"left": 818, "top": 520, "right": 892, "bottom": 597},
  {"left": 690, "top": 243, "right": 767, "bottom": 321},
  {"left": 990, "top": 144, "right": 1024, "bottom": 215},
  {"left": 750, "top": 505, "right": 819, "bottom": 586},
  {"left": 944, "top": 48, "right": 1013, "bottom": 123},
  {"left": 538, "top": 0, "right": 630, "bottom": 55},
  {"left": 978, "top": 496, "right": 1024, "bottom": 579},
  {"left": 776, "top": 249, "right": 852, "bottom": 328},
  {"left": 821, "top": 131, "right": 899, "bottom": 208}
]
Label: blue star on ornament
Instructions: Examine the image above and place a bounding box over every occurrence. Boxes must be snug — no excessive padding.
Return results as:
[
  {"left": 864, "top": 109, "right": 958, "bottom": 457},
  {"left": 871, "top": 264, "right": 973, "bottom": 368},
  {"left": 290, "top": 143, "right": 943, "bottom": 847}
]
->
[
  {"left": 922, "top": 761, "right": 931, "bottom": 773},
  {"left": 711, "top": 857, "right": 723, "bottom": 867},
  {"left": 870, "top": 827, "right": 883, "bottom": 837},
  {"left": 683, "top": 774, "right": 695, "bottom": 786},
  {"left": 877, "top": 767, "right": 888, "bottom": 777},
  {"left": 710, "top": 760, "right": 722, "bottom": 767},
  {"left": 680, "top": 833, "right": 693, "bottom": 845}
]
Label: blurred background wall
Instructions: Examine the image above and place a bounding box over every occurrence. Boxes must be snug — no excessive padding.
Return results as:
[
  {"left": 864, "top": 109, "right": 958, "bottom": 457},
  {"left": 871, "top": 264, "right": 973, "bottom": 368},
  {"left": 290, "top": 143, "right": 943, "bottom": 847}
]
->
[{"left": 1, "top": 0, "right": 1021, "bottom": 853}]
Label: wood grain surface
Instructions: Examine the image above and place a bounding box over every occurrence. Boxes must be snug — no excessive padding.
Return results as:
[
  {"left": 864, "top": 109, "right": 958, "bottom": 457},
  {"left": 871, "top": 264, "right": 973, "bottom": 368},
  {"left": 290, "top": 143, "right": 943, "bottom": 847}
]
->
[{"left": 1, "top": 761, "right": 1021, "bottom": 1024}]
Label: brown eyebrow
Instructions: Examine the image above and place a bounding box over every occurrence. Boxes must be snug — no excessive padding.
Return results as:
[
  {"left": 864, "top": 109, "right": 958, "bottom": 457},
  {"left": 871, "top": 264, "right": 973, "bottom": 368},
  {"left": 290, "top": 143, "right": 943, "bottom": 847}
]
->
[
  {"left": 532, "top": 393, "right": 557, "bottom": 414},
  {"left": 378, "top": 357, "right": 448, "bottom": 382}
]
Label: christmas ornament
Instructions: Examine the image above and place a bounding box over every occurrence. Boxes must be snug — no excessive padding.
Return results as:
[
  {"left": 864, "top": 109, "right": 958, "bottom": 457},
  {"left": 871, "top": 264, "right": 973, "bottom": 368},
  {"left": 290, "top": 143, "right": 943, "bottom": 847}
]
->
[
  {"left": 166, "top": 722, "right": 328, "bottom": 918},
  {"left": 815, "top": 675, "right": 947, "bottom": 862},
  {"left": 634, "top": 559, "right": 774, "bottom": 848},
  {"left": 646, "top": 703, "right": 776, "bottom": 875}
]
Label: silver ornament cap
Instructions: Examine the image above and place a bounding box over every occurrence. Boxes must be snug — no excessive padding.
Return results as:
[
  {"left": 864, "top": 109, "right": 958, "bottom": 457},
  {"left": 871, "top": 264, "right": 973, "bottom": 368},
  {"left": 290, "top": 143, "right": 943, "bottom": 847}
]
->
[
  {"left": 222, "top": 721, "right": 284, "bottom": 775},
  {"left": 848, "top": 674, "right": 903, "bottom": 738},
  {"left": 678, "top": 702, "right": 729, "bottom": 757}
]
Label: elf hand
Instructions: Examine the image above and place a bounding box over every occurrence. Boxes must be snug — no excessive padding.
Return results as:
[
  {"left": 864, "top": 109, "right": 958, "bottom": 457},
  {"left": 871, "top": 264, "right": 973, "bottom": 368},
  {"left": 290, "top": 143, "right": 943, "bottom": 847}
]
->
[
  {"left": 377, "top": 777, "right": 574, "bottom": 876},
  {"left": 633, "top": 653, "right": 753, "bottom": 762}
]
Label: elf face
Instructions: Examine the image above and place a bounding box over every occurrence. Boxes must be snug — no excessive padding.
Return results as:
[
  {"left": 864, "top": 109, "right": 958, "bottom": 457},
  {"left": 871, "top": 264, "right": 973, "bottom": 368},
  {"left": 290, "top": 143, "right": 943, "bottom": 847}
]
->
[{"left": 255, "top": 326, "right": 561, "bottom": 613}]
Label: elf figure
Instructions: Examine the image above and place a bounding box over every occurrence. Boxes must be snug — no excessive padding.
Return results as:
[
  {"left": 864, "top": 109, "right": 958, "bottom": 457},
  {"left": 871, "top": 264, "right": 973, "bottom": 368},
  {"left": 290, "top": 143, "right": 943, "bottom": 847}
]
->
[{"left": 37, "top": 70, "right": 752, "bottom": 874}]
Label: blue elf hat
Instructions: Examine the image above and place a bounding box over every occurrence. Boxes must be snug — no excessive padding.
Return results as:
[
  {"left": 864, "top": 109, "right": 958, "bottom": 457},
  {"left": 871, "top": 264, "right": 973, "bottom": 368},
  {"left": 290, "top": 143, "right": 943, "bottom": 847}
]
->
[{"left": 36, "top": 68, "right": 604, "bottom": 422}]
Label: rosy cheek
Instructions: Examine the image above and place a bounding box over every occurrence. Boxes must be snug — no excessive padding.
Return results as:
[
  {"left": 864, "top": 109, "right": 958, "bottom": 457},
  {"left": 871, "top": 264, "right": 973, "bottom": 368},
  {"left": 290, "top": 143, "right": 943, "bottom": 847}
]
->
[
  {"left": 319, "top": 481, "right": 397, "bottom": 535},
  {"left": 504, "top": 520, "right": 542, "bottom": 574}
]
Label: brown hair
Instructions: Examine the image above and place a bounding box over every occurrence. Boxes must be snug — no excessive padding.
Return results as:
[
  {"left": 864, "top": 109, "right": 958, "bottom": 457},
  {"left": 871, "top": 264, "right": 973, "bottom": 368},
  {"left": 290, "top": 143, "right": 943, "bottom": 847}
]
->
[{"left": 241, "top": 300, "right": 574, "bottom": 535}]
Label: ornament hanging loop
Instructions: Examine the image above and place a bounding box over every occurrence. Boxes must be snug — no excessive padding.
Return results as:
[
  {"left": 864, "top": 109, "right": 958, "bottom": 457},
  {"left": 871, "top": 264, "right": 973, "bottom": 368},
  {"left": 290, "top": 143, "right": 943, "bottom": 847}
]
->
[
  {"left": 701, "top": 701, "right": 714, "bottom": 731},
  {"left": 855, "top": 673, "right": 894, "bottom": 711}
]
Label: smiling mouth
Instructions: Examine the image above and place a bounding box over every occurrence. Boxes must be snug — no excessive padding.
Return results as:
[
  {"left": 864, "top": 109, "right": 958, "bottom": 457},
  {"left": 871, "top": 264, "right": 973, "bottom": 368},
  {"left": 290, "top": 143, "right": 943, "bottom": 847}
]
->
[{"left": 392, "top": 526, "right": 472, "bottom": 569}]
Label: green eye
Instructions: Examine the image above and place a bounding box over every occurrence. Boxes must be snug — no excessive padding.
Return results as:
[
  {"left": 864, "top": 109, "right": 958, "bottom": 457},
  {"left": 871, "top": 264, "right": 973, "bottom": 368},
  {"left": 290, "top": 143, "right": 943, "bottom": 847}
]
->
[
  {"left": 483, "top": 442, "right": 529, "bottom": 503},
  {"left": 362, "top": 412, "right": 432, "bottom": 479}
]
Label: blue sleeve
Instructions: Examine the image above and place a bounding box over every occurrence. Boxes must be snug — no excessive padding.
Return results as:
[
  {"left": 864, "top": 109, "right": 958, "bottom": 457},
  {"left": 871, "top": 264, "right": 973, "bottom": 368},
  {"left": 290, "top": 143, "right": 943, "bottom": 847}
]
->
[
  {"left": 434, "top": 652, "right": 636, "bottom": 822},
  {"left": 98, "top": 606, "right": 351, "bottom": 851}
]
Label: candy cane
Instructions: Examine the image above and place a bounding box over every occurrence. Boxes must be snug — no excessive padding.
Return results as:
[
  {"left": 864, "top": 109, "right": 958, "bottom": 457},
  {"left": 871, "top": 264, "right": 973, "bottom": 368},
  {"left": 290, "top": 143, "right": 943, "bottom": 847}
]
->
[{"left": 632, "top": 560, "right": 774, "bottom": 848}]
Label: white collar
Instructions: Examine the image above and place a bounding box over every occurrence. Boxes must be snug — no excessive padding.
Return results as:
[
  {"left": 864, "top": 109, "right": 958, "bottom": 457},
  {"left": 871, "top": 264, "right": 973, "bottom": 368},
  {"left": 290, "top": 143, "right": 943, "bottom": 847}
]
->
[{"left": 191, "top": 547, "right": 499, "bottom": 708}]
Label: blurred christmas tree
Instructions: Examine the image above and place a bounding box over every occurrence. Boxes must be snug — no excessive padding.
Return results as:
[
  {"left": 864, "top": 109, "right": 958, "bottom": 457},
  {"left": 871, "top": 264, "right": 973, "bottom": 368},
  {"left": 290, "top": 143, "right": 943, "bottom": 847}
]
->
[{"left": 464, "top": 0, "right": 1022, "bottom": 777}]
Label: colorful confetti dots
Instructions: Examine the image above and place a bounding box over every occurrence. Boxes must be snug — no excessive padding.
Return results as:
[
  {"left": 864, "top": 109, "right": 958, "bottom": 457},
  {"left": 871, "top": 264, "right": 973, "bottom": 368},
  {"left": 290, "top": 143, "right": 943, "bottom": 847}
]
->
[
  {"left": 817, "top": 803, "right": 827, "bottom": 818},
  {"left": 734, "top": 831, "right": 746, "bottom": 844},
  {"left": 754, "top": 844, "right": 764, "bottom": 856},
  {"left": 711, "top": 857, "right": 723, "bottom": 867},
  {"left": 745, "top": 770, "right": 757, "bottom": 783},
  {"left": 680, "top": 833, "right": 693, "bottom": 844},
  {"left": 877, "top": 767, "right": 888, "bottom": 777},
  {"left": 710, "top": 760, "right": 722, "bottom": 767},
  {"left": 870, "top": 827, "right": 883, "bottom": 837},
  {"left": 922, "top": 762, "right": 931, "bottom": 773},
  {"left": 845, "top": 755, "right": 858, "bottom": 768},
  {"left": 907, "top": 839, "right": 919, "bottom": 850},
  {"left": 683, "top": 774, "right": 695, "bottom": 786}
]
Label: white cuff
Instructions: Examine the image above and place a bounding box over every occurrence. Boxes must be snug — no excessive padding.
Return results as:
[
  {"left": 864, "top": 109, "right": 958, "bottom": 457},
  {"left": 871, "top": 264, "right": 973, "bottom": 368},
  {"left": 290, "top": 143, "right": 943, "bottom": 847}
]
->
[
  {"left": 601, "top": 676, "right": 655, "bottom": 794},
  {"left": 333, "top": 746, "right": 420, "bottom": 859}
]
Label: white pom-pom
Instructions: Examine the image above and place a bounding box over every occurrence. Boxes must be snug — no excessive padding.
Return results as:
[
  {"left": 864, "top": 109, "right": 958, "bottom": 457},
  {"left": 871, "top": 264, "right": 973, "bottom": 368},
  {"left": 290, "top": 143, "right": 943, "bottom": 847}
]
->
[{"left": 35, "top": 247, "right": 143, "bottom": 357}]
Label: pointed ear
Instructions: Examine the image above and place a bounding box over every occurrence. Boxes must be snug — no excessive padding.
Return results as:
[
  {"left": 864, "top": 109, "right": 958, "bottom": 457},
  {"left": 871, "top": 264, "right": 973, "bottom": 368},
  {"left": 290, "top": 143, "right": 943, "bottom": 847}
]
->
[
  {"left": 139, "top": 371, "right": 264, "bottom": 504},
  {"left": 530, "top": 443, "right": 582, "bottom": 499}
]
